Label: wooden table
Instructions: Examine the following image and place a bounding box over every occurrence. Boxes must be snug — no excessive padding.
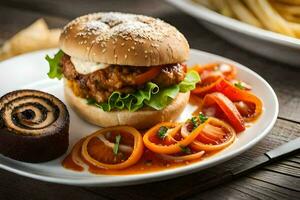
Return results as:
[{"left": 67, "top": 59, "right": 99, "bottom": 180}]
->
[{"left": 0, "top": 1, "right": 299, "bottom": 199}]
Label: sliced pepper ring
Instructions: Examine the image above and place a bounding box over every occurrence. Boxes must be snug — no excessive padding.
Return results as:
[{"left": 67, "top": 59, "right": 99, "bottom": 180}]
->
[
  {"left": 192, "top": 77, "right": 223, "bottom": 97},
  {"left": 203, "top": 92, "right": 245, "bottom": 132},
  {"left": 217, "top": 79, "right": 263, "bottom": 122},
  {"left": 159, "top": 151, "right": 205, "bottom": 162},
  {"left": 143, "top": 120, "right": 211, "bottom": 154},
  {"left": 189, "top": 117, "right": 236, "bottom": 151},
  {"left": 81, "top": 126, "right": 143, "bottom": 170}
]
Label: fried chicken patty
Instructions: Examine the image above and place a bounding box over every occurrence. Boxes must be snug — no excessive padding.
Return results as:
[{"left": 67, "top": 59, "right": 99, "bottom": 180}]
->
[{"left": 61, "top": 53, "right": 185, "bottom": 103}]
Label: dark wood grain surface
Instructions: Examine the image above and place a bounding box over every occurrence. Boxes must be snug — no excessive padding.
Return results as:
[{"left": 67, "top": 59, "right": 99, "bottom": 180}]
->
[{"left": 0, "top": 1, "right": 299, "bottom": 200}]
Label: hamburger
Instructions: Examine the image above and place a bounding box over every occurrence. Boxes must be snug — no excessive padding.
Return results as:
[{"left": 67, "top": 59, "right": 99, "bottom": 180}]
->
[{"left": 46, "top": 12, "right": 199, "bottom": 129}]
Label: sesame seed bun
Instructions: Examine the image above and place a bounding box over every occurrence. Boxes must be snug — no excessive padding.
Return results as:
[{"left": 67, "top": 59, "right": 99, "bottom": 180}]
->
[
  {"left": 64, "top": 81, "right": 190, "bottom": 129},
  {"left": 59, "top": 12, "right": 189, "bottom": 66}
]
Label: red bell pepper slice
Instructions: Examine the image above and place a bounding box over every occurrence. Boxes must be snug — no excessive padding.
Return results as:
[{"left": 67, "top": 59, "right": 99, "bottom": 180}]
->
[{"left": 203, "top": 92, "right": 245, "bottom": 132}]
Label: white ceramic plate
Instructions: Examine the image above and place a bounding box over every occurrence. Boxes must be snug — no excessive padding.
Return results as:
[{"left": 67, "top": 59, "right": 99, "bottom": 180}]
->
[
  {"left": 0, "top": 49, "right": 278, "bottom": 186},
  {"left": 166, "top": 0, "right": 300, "bottom": 67}
]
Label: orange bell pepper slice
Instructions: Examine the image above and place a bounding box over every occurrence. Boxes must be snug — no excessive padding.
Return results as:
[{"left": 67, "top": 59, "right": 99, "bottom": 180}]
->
[
  {"left": 189, "top": 117, "right": 236, "bottom": 151},
  {"left": 143, "top": 120, "right": 210, "bottom": 154},
  {"left": 81, "top": 126, "right": 144, "bottom": 170}
]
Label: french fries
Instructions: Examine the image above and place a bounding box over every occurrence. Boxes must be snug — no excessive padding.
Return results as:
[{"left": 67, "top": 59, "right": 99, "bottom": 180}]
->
[
  {"left": 0, "top": 19, "right": 61, "bottom": 61},
  {"left": 227, "top": 0, "right": 263, "bottom": 28},
  {"left": 193, "top": 0, "right": 300, "bottom": 39}
]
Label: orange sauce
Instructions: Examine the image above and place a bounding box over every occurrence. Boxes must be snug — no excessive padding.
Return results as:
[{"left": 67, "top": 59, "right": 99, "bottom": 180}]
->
[
  {"left": 62, "top": 138, "right": 221, "bottom": 175},
  {"left": 63, "top": 153, "right": 84, "bottom": 172},
  {"left": 62, "top": 95, "right": 237, "bottom": 175}
]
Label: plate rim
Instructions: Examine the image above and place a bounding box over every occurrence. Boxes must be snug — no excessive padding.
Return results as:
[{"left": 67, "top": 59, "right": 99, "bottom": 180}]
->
[
  {"left": 0, "top": 48, "right": 279, "bottom": 186},
  {"left": 166, "top": 0, "right": 300, "bottom": 49}
]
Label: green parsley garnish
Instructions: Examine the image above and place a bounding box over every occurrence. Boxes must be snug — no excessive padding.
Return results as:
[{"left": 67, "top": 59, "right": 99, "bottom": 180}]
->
[
  {"left": 113, "top": 134, "right": 122, "bottom": 155},
  {"left": 234, "top": 82, "right": 245, "bottom": 90},
  {"left": 191, "top": 117, "right": 198, "bottom": 129},
  {"left": 179, "top": 145, "right": 192, "bottom": 154},
  {"left": 157, "top": 126, "right": 168, "bottom": 139},
  {"left": 199, "top": 113, "right": 208, "bottom": 123}
]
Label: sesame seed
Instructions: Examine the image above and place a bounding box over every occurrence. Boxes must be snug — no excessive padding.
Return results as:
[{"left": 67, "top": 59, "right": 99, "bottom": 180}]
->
[
  {"left": 63, "top": 12, "right": 180, "bottom": 51},
  {"left": 125, "top": 54, "right": 128, "bottom": 59}
]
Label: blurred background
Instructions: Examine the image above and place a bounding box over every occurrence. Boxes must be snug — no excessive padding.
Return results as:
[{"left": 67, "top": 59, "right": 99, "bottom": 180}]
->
[{"left": 1, "top": 0, "right": 300, "bottom": 64}]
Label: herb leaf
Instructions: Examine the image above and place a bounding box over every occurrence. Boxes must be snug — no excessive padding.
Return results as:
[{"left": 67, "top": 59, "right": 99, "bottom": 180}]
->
[
  {"left": 199, "top": 113, "right": 208, "bottom": 123},
  {"left": 191, "top": 117, "right": 198, "bottom": 129},
  {"left": 46, "top": 50, "right": 64, "bottom": 80},
  {"left": 157, "top": 126, "right": 168, "bottom": 139},
  {"left": 113, "top": 134, "right": 122, "bottom": 155},
  {"left": 179, "top": 145, "right": 192, "bottom": 154},
  {"left": 234, "top": 82, "right": 245, "bottom": 90}
]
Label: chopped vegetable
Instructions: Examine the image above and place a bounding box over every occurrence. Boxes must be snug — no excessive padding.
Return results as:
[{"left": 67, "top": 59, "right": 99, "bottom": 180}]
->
[
  {"left": 46, "top": 50, "right": 64, "bottom": 80},
  {"left": 234, "top": 82, "right": 245, "bottom": 90},
  {"left": 199, "top": 113, "right": 208, "bottom": 123},
  {"left": 216, "top": 79, "right": 263, "bottom": 122},
  {"left": 157, "top": 126, "right": 168, "bottom": 139},
  {"left": 143, "top": 120, "right": 209, "bottom": 154},
  {"left": 159, "top": 151, "right": 205, "bottom": 162},
  {"left": 203, "top": 92, "right": 245, "bottom": 132},
  {"left": 179, "top": 145, "right": 192, "bottom": 154},
  {"left": 113, "top": 135, "right": 122, "bottom": 155},
  {"left": 191, "top": 117, "right": 198, "bottom": 129},
  {"left": 191, "top": 118, "right": 236, "bottom": 151},
  {"left": 81, "top": 126, "right": 144, "bottom": 170}
]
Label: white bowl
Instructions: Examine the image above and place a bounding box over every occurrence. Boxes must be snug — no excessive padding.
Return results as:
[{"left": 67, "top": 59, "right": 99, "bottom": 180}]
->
[
  {"left": 166, "top": 0, "right": 300, "bottom": 67},
  {"left": 0, "top": 49, "right": 278, "bottom": 186}
]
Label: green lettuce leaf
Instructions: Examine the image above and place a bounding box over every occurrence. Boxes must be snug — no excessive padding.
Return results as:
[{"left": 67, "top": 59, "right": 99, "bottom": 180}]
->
[
  {"left": 145, "top": 85, "right": 179, "bottom": 110},
  {"left": 88, "top": 70, "right": 200, "bottom": 112},
  {"left": 46, "top": 50, "right": 64, "bottom": 80},
  {"left": 178, "top": 70, "right": 200, "bottom": 92}
]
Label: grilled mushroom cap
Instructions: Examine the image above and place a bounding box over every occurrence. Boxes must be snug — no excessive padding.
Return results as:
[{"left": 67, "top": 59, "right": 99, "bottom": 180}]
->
[{"left": 0, "top": 90, "right": 69, "bottom": 163}]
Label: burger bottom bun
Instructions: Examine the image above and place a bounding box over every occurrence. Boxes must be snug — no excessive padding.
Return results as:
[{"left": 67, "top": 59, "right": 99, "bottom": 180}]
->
[{"left": 64, "top": 84, "right": 190, "bottom": 129}]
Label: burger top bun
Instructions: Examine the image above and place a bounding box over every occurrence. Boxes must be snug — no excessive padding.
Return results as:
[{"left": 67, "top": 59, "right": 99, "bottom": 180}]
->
[{"left": 59, "top": 12, "right": 189, "bottom": 67}]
